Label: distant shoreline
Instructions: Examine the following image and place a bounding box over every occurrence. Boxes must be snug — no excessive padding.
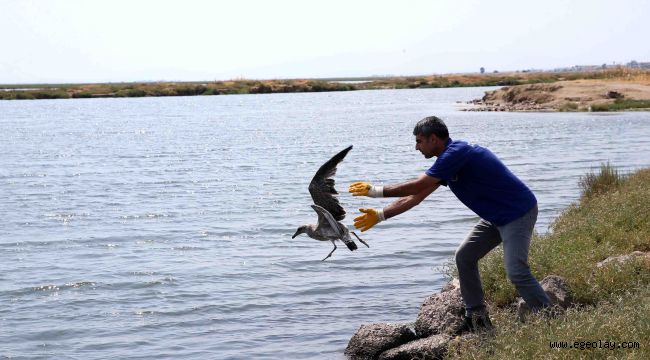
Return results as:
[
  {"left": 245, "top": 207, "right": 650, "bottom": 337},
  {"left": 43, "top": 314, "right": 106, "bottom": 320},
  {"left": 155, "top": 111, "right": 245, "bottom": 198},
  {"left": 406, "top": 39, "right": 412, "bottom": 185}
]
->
[{"left": 2, "top": 68, "right": 649, "bottom": 103}]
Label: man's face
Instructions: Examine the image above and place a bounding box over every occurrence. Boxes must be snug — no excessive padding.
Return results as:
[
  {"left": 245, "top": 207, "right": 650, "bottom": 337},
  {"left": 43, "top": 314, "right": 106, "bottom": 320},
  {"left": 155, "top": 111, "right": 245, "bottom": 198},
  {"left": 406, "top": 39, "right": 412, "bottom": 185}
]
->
[{"left": 415, "top": 133, "right": 439, "bottom": 159}]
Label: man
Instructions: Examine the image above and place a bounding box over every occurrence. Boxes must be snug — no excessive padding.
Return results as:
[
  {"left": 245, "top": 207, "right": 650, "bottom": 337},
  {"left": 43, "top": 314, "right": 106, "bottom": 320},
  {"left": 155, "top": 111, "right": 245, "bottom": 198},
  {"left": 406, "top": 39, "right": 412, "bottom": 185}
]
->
[{"left": 348, "top": 116, "right": 550, "bottom": 331}]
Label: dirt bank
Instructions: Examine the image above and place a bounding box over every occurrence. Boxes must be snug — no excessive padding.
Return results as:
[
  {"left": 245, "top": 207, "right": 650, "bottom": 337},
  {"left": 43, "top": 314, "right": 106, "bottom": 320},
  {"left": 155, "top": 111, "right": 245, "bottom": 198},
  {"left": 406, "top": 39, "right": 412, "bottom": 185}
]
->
[{"left": 463, "top": 79, "right": 650, "bottom": 112}]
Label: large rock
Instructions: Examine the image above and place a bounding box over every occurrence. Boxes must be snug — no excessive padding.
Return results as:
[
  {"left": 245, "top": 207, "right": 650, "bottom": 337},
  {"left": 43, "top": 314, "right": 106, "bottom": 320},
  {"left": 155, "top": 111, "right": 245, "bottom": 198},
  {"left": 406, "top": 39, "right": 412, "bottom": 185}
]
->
[
  {"left": 540, "top": 275, "right": 573, "bottom": 309},
  {"left": 414, "top": 288, "right": 465, "bottom": 337},
  {"left": 345, "top": 323, "right": 417, "bottom": 360},
  {"left": 517, "top": 275, "right": 572, "bottom": 321},
  {"left": 606, "top": 90, "right": 624, "bottom": 99},
  {"left": 440, "top": 278, "right": 460, "bottom": 293},
  {"left": 378, "top": 334, "right": 451, "bottom": 360},
  {"left": 596, "top": 251, "right": 650, "bottom": 268}
]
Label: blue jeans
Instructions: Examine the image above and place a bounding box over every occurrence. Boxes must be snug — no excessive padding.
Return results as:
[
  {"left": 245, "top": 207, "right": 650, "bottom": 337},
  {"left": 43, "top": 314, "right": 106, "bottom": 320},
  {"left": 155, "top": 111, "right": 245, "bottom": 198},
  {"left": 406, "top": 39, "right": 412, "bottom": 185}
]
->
[{"left": 455, "top": 204, "right": 550, "bottom": 315}]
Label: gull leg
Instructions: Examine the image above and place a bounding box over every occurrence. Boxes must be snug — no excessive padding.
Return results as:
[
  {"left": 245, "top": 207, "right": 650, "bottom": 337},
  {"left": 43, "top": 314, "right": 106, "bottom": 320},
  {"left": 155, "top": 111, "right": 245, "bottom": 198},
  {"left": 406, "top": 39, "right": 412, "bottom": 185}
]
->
[
  {"left": 351, "top": 231, "right": 370, "bottom": 248},
  {"left": 322, "top": 241, "right": 337, "bottom": 261}
]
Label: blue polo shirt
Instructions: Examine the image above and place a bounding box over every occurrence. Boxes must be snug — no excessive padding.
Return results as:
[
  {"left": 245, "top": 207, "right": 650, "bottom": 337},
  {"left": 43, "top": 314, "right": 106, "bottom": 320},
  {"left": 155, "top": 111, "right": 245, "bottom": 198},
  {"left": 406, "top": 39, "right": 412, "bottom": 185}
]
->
[{"left": 425, "top": 139, "right": 536, "bottom": 226}]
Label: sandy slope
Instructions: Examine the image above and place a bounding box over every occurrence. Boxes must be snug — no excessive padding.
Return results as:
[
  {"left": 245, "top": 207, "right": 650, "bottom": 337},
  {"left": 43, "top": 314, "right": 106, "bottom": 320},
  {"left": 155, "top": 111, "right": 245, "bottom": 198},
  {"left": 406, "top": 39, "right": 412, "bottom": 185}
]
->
[{"left": 464, "top": 79, "right": 650, "bottom": 111}]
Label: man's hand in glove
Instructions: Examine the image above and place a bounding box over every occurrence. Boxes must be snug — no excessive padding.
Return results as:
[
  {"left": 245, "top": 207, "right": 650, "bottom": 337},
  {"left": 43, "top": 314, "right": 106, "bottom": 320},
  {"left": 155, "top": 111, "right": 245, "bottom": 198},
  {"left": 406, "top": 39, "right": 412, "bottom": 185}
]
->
[
  {"left": 349, "top": 182, "right": 384, "bottom": 197},
  {"left": 353, "top": 208, "right": 385, "bottom": 232}
]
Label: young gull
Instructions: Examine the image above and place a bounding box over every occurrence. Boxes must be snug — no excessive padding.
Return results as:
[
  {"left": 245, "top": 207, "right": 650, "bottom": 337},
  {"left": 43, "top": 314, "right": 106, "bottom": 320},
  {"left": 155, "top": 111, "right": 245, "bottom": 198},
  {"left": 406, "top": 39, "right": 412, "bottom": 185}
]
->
[{"left": 292, "top": 145, "right": 369, "bottom": 260}]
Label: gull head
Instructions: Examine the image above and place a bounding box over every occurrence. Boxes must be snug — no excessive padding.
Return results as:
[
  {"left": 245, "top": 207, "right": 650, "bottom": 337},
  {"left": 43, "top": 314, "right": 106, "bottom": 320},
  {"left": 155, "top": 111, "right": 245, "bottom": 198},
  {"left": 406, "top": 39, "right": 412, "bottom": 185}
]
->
[{"left": 292, "top": 225, "right": 309, "bottom": 239}]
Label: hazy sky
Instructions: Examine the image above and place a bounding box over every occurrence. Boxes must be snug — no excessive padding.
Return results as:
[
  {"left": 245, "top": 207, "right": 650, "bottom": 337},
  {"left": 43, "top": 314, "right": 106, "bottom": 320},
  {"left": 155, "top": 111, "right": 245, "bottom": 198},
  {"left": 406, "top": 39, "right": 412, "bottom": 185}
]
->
[{"left": 2, "top": 0, "right": 649, "bottom": 84}]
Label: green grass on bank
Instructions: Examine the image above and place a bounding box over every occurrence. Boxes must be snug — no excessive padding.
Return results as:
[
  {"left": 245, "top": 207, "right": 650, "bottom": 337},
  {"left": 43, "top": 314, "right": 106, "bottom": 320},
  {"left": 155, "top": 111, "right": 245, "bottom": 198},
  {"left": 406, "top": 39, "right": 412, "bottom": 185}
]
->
[
  {"left": 559, "top": 99, "right": 650, "bottom": 112},
  {"left": 447, "top": 287, "right": 650, "bottom": 359},
  {"left": 591, "top": 99, "right": 650, "bottom": 112},
  {"left": 446, "top": 165, "right": 650, "bottom": 359}
]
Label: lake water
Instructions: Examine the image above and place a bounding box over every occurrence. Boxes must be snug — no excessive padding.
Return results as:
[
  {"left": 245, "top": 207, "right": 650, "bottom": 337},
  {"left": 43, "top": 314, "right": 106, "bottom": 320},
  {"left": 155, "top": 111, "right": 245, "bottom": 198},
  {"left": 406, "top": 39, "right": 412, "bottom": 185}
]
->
[{"left": 1, "top": 88, "right": 649, "bottom": 359}]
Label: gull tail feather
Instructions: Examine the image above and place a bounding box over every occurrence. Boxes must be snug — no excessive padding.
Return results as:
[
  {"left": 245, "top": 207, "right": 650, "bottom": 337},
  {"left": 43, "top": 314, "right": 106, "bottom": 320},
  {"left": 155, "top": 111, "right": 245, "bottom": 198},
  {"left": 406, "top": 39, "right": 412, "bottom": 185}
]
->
[{"left": 341, "top": 238, "right": 358, "bottom": 251}]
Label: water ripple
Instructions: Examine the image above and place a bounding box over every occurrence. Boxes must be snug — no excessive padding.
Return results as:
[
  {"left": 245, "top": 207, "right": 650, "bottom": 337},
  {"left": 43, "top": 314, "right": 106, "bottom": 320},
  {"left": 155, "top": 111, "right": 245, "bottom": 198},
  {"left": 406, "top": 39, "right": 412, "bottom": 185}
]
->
[{"left": 1, "top": 89, "right": 649, "bottom": 359}]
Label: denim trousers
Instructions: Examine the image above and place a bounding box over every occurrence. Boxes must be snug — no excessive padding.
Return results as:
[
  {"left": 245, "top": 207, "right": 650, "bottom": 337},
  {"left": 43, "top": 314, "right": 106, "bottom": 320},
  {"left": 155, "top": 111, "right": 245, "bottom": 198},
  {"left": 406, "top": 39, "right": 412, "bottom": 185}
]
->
[{"left": 455, "top": 204, "right": 550, "bottom": 315}]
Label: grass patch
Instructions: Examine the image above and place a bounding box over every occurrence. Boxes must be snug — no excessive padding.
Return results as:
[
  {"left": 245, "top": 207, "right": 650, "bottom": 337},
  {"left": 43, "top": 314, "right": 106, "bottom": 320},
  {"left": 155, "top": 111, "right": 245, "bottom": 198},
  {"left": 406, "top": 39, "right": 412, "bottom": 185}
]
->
[
  {"left": 579, "top": 163, "right": 622, "bottom": 200},
  {"left": 558, "top": 101, "right": 579, "bottom": 112},
  {"left": 591, "top": 99, "right": 650, "bottom": 112},
  {"left": 447, "top": 287, "right": 650, "bottom": 359},
  {"left": 0, "top": 90, "right": 70, "bottom": 100},
  {"left": 446, "top": 165, "right": 650, "bottom": 359}
]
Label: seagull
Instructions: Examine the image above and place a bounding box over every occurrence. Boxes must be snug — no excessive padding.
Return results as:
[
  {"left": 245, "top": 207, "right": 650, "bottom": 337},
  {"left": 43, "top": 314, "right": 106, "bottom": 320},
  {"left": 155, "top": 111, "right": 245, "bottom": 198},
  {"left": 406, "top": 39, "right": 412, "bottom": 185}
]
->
[{"left": 292, "top": 145, "right": 369, "bottom": 261}]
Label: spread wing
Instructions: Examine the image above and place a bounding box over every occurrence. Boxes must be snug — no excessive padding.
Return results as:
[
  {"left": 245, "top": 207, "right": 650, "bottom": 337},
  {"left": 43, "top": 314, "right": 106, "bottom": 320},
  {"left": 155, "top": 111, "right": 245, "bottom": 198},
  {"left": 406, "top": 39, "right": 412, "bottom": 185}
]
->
[
  {"left": 308, "top": 145, "right": 352, "bottom": 221},
  {"left": 311, "top": 204, "right": 342, "bottom": 236}
]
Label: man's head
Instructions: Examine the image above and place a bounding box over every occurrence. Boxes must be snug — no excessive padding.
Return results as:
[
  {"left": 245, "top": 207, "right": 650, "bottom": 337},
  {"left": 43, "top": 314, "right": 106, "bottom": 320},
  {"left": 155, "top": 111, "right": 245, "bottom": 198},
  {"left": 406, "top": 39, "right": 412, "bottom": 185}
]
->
[{"left": 413, "top": 116, "right": 449, "bottom": 158}]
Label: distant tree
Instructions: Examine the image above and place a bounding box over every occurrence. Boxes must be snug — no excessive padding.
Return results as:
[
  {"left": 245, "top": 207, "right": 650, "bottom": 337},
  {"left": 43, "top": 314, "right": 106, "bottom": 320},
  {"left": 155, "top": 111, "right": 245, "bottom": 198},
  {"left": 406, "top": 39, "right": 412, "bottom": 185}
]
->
[
  {"left": 629, "top": 60, "right": 639, "bottom": 68},
  {"left": 480, "top": 67, "right": 485, "bottom": 74},
  {"left": 493, "top": 70, "right": 499, "bottom": 73},
  {"left": 602, "top": 63, "right": 607, "bottom": 69}
]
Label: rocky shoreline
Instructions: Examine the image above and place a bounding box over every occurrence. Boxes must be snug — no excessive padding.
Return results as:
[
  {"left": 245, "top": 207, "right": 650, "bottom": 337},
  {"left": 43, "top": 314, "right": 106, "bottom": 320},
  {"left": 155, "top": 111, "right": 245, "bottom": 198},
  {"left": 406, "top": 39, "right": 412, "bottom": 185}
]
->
[
  {"left": 459, "top": 99, "right": 555, "bottom": 112},
  {"left": 344, "top": 251, "right": 648, "bottom": 359},
  {"left": 344, "top": 275, "right": 572, "bottom": 360}
]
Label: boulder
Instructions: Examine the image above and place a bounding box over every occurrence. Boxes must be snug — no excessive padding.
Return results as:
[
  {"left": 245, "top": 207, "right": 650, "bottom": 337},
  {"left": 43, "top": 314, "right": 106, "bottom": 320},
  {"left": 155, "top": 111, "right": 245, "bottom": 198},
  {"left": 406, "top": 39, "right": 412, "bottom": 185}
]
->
[
  {"left": 517, "top": 275, "right": 572, "bottom": 321},
  {"left": 378, "top": 334, "right": 451, "bottom": 360},
  {"left": 440, "top": 278, "right": 460, "bottom": 293},
  {"left": 414, "top": 288, "right": 465, "bottom": 337},
  {"left": 540, "top": 275, "right": 573, "bottom": 309},
  {"left": 596, "top": 251, "right": 650, "bottom": 268},
  {"left": 606, "top": 90, "right": 624, "bottom": 99},
  {"left": 345, "top": 323, "right": 417, "bottom": 360}
]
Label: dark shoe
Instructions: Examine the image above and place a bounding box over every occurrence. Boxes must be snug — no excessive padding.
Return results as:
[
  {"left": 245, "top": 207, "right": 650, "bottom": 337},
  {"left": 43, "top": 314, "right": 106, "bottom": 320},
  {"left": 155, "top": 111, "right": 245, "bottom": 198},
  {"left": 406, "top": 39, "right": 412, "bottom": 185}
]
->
[{"left": 457, "top": 312, "right": 494, "bottom": 334}]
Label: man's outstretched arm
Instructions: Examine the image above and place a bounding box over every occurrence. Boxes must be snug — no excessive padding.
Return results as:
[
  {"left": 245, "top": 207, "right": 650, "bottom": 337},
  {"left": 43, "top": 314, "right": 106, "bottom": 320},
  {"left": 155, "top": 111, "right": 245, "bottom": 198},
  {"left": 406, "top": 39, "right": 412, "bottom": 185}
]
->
[
  {"left": 384, "top": 183, "right": 439, "bottom": 218},
  {"left": 349, "top": 174, "right": 440, "bottom": 198},
  {"left": 353, "top": 182, "right": 439, "bottom": 232}
]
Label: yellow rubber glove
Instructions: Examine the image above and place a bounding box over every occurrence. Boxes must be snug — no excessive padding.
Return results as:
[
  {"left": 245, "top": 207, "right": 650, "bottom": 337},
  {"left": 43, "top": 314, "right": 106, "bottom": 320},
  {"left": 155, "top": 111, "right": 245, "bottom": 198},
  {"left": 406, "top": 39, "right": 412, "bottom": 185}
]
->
[
  {"left": 353, "top": 208, "right": 386, "bottom": 232},
  {"left": 349, "top": 182, "right": 384, "bottom": 197},
  {"left": 349, "top": 182, "right": 370, "bottom": 196}
]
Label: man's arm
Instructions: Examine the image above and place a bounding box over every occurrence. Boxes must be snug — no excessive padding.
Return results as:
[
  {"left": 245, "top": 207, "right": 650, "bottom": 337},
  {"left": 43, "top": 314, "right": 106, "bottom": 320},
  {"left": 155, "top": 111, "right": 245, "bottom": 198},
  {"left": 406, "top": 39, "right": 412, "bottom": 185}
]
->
[
  {"left": 353, "top": 181, "right": 439, "bottom": 232},
  {"left": 349, "top": 174, "right": 441, "bottom": 198},
  {"left": 384, "top": 181, "right": 439, "bottom": 219},
  {"left": 384, "top": 174, "right": 441, "bottom": 198}
]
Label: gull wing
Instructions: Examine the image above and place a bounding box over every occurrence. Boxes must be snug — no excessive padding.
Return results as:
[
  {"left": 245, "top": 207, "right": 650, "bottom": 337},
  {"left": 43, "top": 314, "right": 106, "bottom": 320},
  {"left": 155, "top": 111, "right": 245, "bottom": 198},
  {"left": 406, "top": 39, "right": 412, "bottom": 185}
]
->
[
  {"left": 311, "top": 204, "right": 342, "bottom": 235},
  {"left": 308, "top": 145, "right": 352, "bottom": 221},
  {"left": 311, "top": 205, "right": 357, "bottom": 251}
]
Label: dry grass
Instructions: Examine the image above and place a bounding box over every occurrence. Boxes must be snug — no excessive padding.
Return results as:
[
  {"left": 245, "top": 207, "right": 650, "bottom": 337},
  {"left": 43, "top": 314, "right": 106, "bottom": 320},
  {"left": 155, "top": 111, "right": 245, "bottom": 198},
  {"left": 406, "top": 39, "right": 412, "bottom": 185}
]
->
[
  {"left": 447, "top": 287, "right": 650, "bottom": 359},
  {"left": 579, "top": 163, "right": 622, "bottom": 200}
]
